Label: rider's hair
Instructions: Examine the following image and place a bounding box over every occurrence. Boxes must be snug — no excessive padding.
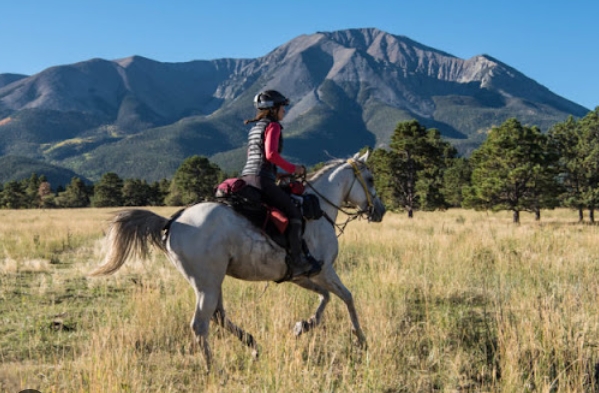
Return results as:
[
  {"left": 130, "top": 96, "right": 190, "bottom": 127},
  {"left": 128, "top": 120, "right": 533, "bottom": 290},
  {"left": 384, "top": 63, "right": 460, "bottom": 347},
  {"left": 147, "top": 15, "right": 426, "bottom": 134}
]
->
[{"left": 244, "top": 108, "right": 279, "bottom": 125}]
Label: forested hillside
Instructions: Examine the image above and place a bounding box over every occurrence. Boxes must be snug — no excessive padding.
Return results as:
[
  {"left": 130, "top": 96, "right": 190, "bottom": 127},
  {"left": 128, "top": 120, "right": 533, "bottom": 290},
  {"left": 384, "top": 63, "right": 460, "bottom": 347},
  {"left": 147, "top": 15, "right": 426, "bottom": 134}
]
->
[{"left": 1, "top": 109, "right": 598, "bottom": 227}]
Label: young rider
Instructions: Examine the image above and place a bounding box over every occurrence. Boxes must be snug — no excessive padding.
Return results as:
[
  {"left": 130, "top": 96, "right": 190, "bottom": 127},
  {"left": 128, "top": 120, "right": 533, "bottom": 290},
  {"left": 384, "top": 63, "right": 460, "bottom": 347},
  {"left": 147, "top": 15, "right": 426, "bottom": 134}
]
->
[{"left": 241, "top": 90, "right": 321, "bottom": 278}]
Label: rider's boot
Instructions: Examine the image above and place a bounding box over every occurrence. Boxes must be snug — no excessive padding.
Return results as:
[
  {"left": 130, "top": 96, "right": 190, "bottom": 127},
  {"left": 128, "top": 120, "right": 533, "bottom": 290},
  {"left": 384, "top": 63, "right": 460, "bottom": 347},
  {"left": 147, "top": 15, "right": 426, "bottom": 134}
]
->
[{"left": 287, "top": 219, "right": 321, "bottom": 278}]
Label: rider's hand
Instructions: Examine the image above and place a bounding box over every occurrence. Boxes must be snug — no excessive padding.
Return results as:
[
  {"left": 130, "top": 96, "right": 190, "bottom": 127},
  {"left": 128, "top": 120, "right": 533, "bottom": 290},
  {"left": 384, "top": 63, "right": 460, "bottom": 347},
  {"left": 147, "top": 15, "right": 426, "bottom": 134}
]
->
[{"left": 294, "top": 165, "right": 306, "bottom": 177}]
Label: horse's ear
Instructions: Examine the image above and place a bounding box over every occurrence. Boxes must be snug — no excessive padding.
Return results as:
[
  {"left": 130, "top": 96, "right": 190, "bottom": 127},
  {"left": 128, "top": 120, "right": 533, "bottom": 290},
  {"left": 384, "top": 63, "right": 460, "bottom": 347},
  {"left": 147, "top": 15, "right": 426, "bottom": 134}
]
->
[
  {"left": 352, "top": 152, "right": 361, "bottom": 161},
  {"left": 359, "top": 150, "right": 370, "bottom": 163}
]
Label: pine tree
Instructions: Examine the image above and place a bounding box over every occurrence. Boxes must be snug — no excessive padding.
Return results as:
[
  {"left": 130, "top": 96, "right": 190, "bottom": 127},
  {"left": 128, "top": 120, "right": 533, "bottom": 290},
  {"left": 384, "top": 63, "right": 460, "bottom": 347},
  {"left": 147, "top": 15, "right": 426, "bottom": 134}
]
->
[
  {"left": 92, "top": 173, "right": 124, "bottom": 207},
  {"left": 145, "top": 179, "right": 170, "bottom": 206},
  {"left": 56, "top": 177, "right": 91, "bottom": 208},
  {"left": 23, "top": 173, "right": 42, "bottom": 208},
  {"left": 417, "top": 128, "right": 457, "bottom": 211},
  {"left": 464, "top": 118, "right": 559, "bottom": 223},
  {"left": 549, "top": 109, "right": 599, "bottom": 222},
  {"left": 548, "top": 116, "right": 585, "bottom": 220},
  {"left": 369, "top": 148, "right": 397, "bottom": 210},
  {"left": 1, "top": 180, "right": 28, "bottom": 209},
  {"left": 167, "top": 156, "right": 221, "bottom": 206},
  {"left": 122, "top": 179, "right": 152, "bottom": 206},
  {"left": 578, "top": 108, "right": 599, "bottom": 222},
  {"left": 372, "top": 120, "right": 456, "bottom": 217},
  {"left": 441, "top": 157, "right": 472, "bottom": 207}
]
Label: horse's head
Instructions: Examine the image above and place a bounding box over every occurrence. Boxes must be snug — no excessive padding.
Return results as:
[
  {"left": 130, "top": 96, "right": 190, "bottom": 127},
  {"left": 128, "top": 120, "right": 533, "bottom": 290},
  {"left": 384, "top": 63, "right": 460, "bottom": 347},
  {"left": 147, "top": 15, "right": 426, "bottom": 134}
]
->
[{"left": 345, "top": 151, "right": 386, "bottom": 222}]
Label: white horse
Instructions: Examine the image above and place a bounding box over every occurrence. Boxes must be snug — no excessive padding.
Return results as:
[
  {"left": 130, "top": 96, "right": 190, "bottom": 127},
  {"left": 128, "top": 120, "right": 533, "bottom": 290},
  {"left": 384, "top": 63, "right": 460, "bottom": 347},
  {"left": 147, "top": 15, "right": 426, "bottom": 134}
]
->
[{"left": 90, "top": 151, "right": 386, "bottom": 370}]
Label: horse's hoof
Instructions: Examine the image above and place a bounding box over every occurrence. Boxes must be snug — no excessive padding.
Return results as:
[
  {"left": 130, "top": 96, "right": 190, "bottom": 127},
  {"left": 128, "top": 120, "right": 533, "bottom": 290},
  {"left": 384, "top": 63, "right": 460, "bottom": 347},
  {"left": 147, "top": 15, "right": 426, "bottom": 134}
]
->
[
  {"left": 294, "top": 321, "right": 308, "bottom": 336},
  {"left": 355, "top": 336, "right": 368, "bottom": 350},
  {"left": 251, "top": 349, "right": 259, "bottom": 360}
]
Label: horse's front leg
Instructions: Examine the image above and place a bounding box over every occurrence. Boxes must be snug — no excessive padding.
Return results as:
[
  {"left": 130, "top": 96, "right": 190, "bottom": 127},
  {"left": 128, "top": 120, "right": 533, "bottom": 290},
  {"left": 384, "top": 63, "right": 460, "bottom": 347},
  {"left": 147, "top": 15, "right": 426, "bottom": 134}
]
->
[
  {"left": 291, "top": 277, "right": 330, "bottom": 336},
  {"left": 313, "top": 266, "right": 367, "bottom": 349}
]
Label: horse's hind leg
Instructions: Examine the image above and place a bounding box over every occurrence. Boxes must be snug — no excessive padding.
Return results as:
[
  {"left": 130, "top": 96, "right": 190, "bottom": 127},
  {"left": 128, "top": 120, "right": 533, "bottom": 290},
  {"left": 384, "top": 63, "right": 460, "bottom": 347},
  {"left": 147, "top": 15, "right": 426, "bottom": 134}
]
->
[
  {"left": 291, "top": 277, "right": 330, "bottom": 337},
  {"left": 190, "top": 287, "right": 220, "bottom": 372},
  {"left": 212, "top": 289, "right": 259, "bottom": 359},
  {"left": 314, "top": 266, "right": 367, "bottom": 348}
]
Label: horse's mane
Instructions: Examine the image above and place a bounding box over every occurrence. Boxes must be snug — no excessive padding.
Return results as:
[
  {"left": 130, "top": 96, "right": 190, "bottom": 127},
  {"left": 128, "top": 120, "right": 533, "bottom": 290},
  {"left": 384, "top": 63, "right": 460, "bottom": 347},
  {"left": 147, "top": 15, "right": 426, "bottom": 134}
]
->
[{"left": 308, "top": 159, "right": 347, "bottom": 182}]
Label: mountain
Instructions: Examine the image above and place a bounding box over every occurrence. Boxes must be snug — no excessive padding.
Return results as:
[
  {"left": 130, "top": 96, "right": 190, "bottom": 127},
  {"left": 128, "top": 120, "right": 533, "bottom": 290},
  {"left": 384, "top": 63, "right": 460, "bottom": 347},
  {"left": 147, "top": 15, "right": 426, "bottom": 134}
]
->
[
  {"left": 0, "top": 156, "right": 89, "bottom": 187},
  {"left": 0, "top": 28, "right": 589, "bottom": 181},
  {"left": 0, "top": 73, "right": 28, "bottom": 89}
]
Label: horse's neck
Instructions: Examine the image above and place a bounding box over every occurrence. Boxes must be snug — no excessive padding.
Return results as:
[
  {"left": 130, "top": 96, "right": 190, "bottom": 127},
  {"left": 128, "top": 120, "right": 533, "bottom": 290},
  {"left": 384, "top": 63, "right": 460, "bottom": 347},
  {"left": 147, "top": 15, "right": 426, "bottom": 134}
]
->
[{"left": 309, "top": 165, "right": 350, "bottom": 222}]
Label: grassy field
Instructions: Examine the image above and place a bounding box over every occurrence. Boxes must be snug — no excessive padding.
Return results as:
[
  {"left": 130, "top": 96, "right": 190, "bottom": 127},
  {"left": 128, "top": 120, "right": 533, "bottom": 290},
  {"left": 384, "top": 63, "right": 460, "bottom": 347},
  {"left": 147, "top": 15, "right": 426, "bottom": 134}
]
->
[{"left": 1, "top": 207, "right": 599, "bottom": 392}]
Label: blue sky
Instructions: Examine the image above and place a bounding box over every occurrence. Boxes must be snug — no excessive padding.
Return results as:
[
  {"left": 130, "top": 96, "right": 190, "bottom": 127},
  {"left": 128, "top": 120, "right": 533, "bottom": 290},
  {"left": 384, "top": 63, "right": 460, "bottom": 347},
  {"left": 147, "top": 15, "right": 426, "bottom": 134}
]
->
[{"left": 1, "top": 0, "right": 597, "bottom": 110}]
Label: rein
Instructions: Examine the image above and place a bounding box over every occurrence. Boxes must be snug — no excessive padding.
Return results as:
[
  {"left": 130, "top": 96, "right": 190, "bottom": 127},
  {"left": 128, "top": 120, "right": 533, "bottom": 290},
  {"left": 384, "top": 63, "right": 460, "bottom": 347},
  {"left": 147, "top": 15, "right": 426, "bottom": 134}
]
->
[{"left": 303, "top": 159, "right": 375, "bottom": 237}]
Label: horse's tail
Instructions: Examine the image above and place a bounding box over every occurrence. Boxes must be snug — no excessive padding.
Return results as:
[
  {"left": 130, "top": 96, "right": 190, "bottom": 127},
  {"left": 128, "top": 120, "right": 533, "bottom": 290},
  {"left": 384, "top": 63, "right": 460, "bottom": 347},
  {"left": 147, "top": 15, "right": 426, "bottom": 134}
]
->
[{"left": 89, "top": 209, "right": 169, "bottom": 276}]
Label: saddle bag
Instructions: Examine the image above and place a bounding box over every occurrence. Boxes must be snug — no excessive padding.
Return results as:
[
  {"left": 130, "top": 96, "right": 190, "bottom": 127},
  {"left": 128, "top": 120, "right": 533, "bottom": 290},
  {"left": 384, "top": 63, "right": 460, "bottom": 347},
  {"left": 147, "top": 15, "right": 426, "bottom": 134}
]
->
[
  {"left": 215, "top": 178, "right": 246, "bottom": 198},
  {"left": 266, "top": 207, "right": 289, "bottom": 233},
  {"left": 215, "top": 178, "right": 262, "bottom": 206},
  {"left": 234, "top": 184, "right": 262, "bottom": 206},
  {"left": 302, "top": 193, "right": 323, "bottom": 220},
  {"left": 289, "top": 180, "right": 305, "bottom": 195}
]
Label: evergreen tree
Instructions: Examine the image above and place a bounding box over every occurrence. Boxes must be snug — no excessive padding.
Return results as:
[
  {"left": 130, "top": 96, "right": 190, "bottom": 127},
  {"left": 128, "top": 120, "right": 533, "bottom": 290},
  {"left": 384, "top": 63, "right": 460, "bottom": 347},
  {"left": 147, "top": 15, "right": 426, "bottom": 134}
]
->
[
  {"left": 371, "top": 120, "right": 456, "bottom": 217},
  {"left": 416, "top": 128, "right": 457, "bottom": 211},
  {"left": 1, "top": 180, "right": 28, "bottom": 209},
  {"left": 463, "top": 118, "right": 558, "bottom": 223},
  {"left": 122, "top": 178, "right": 152, "bottom": 206},
  {"left": 548, "top": 116, "right": 585, "bottom": 220},
  {"left": 441, "top": 157, "right": 472, "bottom": 207},
  {"left": 388, "top": 120, "right": 426, "bottom": 217},
  {"left": 56, "top": 177, "right": 91, "bottom": 208},
  {"left": 167, "top": 156, "right": 221, "bottom": 206},
  {"left": 92, "top": 173, "right": 124, "bottom": 207},
  {"left": 528, "top": 133, "right": 561, "bottom": 220},
  {"left": 369, "top": 148, "right": 398, "bottom": 210},
  {"left": 549, "top": 109, "right": 599, "bottom": 222},
  {"left": 578, "top": 108, "right": 599, "bottom": 222},
  {"left": 23, "top": 173, "right": 42, "bottom": 208},
  {"left": 145, "top": 179, "right": 170, "bottom": 206}
]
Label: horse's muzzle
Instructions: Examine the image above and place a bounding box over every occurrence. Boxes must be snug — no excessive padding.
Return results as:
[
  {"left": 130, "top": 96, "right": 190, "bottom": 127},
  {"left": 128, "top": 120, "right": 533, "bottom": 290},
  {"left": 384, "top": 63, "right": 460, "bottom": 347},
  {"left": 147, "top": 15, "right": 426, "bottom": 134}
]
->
[{"left": 368, "top": 198, "right": 386, "bottom": 222}]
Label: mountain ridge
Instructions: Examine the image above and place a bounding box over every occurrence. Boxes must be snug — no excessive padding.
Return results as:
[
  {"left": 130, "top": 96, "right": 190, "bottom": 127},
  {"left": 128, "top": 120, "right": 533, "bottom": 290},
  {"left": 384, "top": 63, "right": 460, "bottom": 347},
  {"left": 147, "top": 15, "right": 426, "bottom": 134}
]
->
[
  {"left": 0, "top": 155, "right": 90, "bottom": 186},
  {"left": 0, "top": 27, "right": 589, "bottom": 181}
]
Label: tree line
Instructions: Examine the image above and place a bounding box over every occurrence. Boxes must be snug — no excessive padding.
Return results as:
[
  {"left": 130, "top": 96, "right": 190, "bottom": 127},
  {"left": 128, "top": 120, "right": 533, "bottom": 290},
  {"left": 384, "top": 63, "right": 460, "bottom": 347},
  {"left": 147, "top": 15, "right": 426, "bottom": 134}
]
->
[
  {"left": 1, "top": 107, "right": 597, "bottom": 223},
  {"left": 0, "top": 156, "right": 222, "bottom": 210},
  {"left": 369, "top": 107, "right": 599, "bottom": 223}
]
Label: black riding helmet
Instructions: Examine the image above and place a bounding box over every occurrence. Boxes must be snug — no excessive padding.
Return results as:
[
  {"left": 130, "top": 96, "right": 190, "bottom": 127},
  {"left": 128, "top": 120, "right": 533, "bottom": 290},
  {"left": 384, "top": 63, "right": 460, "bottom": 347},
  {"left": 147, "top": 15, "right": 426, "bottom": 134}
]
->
[{"left": 254, "top": 90, "right": 290, "bottom": 110}]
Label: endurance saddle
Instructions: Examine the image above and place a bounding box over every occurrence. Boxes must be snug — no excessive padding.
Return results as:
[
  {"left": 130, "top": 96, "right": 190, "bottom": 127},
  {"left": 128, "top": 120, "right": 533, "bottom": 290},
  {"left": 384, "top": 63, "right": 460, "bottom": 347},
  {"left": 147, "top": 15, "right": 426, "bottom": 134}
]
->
[{"left": 214, "top": 177, "right": 323, "bottom": 250}]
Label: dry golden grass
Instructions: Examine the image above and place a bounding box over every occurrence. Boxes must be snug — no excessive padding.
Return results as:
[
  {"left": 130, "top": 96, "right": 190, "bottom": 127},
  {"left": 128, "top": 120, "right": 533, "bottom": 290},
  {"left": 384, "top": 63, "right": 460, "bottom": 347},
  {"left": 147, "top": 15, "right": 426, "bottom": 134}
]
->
[{"left": 2, "top": 207, "right": 599, "bottom": 392}]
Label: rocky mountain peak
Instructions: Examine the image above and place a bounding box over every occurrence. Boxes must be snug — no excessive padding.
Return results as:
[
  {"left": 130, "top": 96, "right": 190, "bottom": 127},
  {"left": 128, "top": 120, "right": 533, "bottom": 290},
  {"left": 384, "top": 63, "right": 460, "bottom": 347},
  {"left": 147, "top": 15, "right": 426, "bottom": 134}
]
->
[{"left": 0, "top": 28, "right": 589, "bottom": 181}]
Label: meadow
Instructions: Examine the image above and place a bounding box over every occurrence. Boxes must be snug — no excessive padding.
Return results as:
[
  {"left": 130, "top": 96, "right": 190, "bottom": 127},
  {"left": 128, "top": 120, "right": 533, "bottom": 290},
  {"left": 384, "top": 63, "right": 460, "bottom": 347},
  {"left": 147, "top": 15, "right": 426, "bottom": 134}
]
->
[{"left": 1, "top": 207, "right": 599, "bottom": 392}]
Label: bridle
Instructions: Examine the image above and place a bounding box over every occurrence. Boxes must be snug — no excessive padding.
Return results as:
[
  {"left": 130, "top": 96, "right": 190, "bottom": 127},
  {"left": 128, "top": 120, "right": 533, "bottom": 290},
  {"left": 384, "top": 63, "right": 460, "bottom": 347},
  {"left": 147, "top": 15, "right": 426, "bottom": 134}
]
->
[
  {"left": 303, "top": 159, "right": 377, "bottom": 237},
  {"left": 347, "top": 159, "right": 375, "bottom": 214}
]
